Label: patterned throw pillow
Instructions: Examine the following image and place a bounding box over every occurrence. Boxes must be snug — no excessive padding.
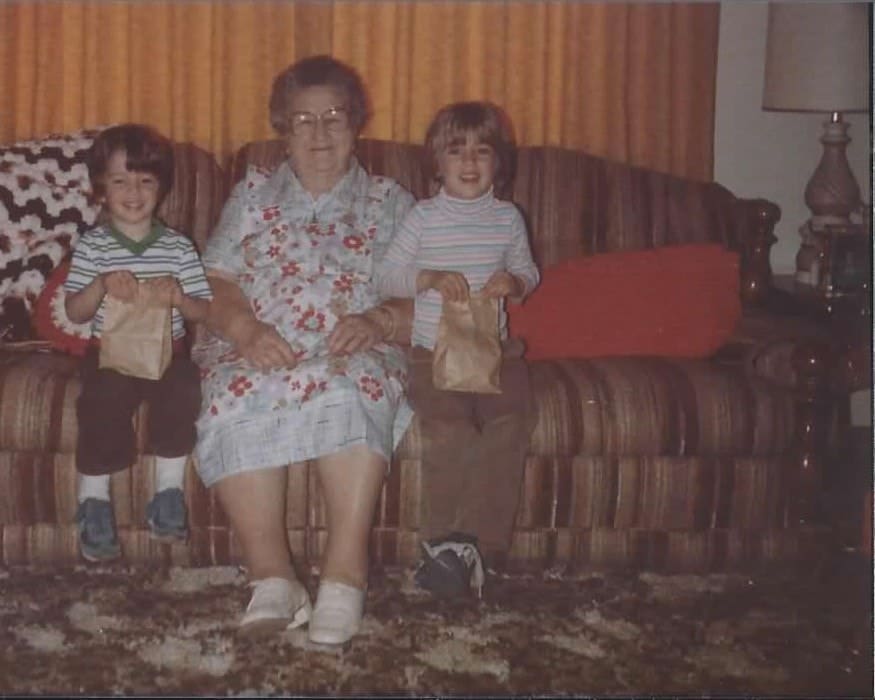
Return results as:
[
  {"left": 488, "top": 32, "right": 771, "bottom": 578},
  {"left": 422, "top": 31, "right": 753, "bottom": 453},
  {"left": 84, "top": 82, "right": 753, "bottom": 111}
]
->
[
  {"left": 0, "top": 129, "right": 102, "bottom": 340},
  {"left": 31, "top": 258, "right": 92, "bottom": 355}
]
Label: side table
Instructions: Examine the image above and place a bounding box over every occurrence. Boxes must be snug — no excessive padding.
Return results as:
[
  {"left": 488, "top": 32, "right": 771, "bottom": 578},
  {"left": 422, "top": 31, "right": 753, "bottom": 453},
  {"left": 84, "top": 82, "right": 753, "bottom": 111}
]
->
[
  {"left": 768, "top": 274, "right": 871, "bottom": 393},
  {"left": 766, "top": 274, "right": 872, "bottom": 539}
]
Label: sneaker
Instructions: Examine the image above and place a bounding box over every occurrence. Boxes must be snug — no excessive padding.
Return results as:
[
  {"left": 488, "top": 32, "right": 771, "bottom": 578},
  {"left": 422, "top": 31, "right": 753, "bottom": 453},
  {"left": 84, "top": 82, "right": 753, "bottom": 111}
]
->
[
  {"left": 75, "top": 498, "right": 121, "bottom": 563},
  {"left": 145, "top": 488, "right": 188, "bottom": 541},
  {"left": 239, "top": 577, "right": 312, "bottom": 638},
  {"left": 308, "top": 580, "right": 366, "bottom": 646},
  {"left": 414, "top": 532, "right": 486, "bottom": 599}
]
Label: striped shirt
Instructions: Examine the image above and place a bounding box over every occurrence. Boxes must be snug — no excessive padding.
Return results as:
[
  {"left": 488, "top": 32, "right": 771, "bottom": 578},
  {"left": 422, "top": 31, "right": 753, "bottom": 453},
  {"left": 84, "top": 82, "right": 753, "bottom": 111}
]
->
[
  {"left": 376, "top": 187, "right": 539, "bottom": 350},
  {"left": 65, "top": 221, "right": 212, "bottom": 340}
]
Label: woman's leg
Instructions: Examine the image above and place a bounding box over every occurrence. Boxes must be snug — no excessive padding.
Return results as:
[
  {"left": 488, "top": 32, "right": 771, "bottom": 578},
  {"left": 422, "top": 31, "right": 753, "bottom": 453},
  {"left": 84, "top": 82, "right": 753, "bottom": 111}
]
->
[
  {"left": 316, "top": 445, "right": 386, "bottom": 589},
  {"left": 213, "top": 466, "right": 297, "bottom": 581}
]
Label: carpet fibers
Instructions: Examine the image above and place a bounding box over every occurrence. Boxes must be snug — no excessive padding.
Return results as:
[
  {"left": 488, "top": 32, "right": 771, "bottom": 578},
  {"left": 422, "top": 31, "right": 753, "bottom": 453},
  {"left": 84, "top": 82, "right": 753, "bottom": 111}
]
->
[{"left": 0, "top": 554, "right": 871, "bottom": 697}]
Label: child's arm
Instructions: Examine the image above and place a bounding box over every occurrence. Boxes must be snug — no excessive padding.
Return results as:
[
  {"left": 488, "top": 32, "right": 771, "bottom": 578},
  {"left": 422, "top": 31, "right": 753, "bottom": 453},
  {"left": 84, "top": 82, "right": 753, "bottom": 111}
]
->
[
  {"left": 482, "top": 207, "right": 540, "bottom": 303},
  {"left": 374, "top": 207, "right": 427, "bottom": 299},
  {"left": 173, "top": 237, "right": 213, "bottom": 323},
  {"left": 65, "top": 270, "right": 138, "bottom": 323},
  {"left": 173, "top": 288, "right": 211, "bottom": 323},
  {"left": 377, "top": 205, "right": 470, "bottom": 301}
]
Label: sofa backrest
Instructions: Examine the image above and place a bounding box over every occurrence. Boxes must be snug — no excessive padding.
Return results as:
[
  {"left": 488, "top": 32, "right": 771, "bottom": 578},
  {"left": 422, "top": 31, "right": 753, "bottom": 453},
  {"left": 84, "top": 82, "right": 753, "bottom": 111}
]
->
[
  {"left": 228, "top": 138, "right": 754, "bottom": 272},
  {"left": 511, "top": 146, "right": 746, "bottom": 269},
  {"left": 159, "top": 142, "right": 225, "bottom": 254}
]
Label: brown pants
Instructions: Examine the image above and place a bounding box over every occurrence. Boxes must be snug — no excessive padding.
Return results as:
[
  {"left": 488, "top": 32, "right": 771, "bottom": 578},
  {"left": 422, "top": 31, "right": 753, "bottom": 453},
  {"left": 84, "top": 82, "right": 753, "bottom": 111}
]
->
[
  {"left": 75, "top": 347, "right": 201, "bottom": 476},
  {"left": 408, "top": 342, "right": 535, "bottom": 557}
]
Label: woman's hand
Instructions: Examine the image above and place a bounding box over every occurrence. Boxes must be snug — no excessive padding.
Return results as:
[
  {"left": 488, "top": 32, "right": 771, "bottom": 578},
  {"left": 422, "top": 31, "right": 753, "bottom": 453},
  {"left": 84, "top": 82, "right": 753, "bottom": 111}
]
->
[
  {"left": 481, "top": 270, "right": 524, "bottom": 299},
  {"left": 418, "top": 269, "right": 469, "bottom": 302},
  {"left": 236, "top": 319, "right": 299, "bottom": 371},
  {"left": 103, "top": 270, "right": 139, "bottom": 302},
  {"left": 328, "top": 313, "right": 384, "bottom": 356}
]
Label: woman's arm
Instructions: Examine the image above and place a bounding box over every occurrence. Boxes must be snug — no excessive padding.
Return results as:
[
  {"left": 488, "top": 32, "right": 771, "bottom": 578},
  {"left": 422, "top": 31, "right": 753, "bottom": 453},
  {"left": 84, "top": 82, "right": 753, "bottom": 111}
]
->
[{"left": 205, "top": 272, "right": 298, "bottom": 370}]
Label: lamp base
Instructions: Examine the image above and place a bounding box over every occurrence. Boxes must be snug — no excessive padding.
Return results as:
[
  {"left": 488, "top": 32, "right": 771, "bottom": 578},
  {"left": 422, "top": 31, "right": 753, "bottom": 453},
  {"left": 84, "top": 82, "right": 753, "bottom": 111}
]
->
[{"left": 804, "top": 113, "right": 862, "bottom": 232}]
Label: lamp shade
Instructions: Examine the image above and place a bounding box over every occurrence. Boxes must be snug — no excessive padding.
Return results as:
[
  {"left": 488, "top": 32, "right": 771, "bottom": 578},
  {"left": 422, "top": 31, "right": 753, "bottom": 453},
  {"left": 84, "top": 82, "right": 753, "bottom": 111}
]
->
[{"left": 763, "top": 2, "right": 870, "bottom": 112}]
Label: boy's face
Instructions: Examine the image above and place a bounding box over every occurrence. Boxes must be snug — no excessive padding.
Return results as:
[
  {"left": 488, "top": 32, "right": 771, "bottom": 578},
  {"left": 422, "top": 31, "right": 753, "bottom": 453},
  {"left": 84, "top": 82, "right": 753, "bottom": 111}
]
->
[
  {"left": 101, "top": 149, "right": 160, "bottom": 239},
  {"left": 437, "top": 131, "right": 498, "bottom": 200}
]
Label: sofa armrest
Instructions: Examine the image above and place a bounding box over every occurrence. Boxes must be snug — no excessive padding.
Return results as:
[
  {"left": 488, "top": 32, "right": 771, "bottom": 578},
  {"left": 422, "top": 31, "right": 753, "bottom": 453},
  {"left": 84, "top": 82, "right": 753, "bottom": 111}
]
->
[
  {"left": 734, "top": 198, "right": 780, "bottom": 308},
  {"left": 715, "top": 310, "right": 834, "bottom": 393}
]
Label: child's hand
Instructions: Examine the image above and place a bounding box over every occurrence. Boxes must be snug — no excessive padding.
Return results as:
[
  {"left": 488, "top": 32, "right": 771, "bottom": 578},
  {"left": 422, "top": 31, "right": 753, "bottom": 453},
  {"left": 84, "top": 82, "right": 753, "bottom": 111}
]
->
[
  {"left": 481, "top": 271, "right": 523, "bottom": 299},
  {"left": 102, "top": 270, "right": 138, "bottom": 302},
  {"left": 420, "top": 270, "right": 469, "bottom": 302},
  {"left": 143, "top": 276, "right": 182, "bottom": 308}
]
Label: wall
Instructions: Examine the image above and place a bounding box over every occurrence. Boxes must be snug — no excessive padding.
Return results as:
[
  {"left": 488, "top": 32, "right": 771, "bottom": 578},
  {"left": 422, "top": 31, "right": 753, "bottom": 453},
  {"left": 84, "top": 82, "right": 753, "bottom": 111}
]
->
[
  {"left": 714, "top": 2, "right": 872, "bottom": 427},
  {"left": 714, "top": 1, "right": 871, "bottom": 275}
]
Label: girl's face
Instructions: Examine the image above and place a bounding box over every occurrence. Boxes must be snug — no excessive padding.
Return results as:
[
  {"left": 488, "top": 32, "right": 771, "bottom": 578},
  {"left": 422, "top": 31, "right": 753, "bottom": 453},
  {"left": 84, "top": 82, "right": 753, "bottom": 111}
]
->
[
  {"left": 101, "top": 149, "right": 160, "bottom": 239},
  {"left": 436, "top": 131, "right": 498, "bottom": 200}
]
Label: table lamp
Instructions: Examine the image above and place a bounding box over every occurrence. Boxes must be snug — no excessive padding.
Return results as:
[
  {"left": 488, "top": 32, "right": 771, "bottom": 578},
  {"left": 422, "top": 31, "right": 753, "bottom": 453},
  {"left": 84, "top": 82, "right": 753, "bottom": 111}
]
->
[{"left": 763, "top": 2, "right": 870, "bottom": 234}]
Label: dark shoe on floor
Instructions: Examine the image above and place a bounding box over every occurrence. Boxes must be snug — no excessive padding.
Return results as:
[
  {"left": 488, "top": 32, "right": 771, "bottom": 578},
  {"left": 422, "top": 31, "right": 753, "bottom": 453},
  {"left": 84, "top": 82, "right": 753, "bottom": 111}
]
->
[
  {"left": 75, "top": 498, "right": 121, "bottom": 563},
  {"left": 414, "top": 532, "right": 486, "bottom": 598},
  {"left": 146, "top": 488, "right": 188, "bottom": 541}
]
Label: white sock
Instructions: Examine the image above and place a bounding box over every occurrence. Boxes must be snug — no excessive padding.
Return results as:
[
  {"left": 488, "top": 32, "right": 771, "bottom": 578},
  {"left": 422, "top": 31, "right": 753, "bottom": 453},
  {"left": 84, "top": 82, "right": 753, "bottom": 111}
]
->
[
  {"left": 155, "top": 455, "right": 187, "bottom": 493},
  {"left": 78, "top": 474, "right": 111, "bottom": 503}
]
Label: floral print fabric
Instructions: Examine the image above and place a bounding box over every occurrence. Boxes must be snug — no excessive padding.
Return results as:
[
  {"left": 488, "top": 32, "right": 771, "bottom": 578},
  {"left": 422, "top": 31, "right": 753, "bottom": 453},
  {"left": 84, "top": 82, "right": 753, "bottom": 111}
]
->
[{"left": 192, "top": 160, "right": 415, "bottom": 487}]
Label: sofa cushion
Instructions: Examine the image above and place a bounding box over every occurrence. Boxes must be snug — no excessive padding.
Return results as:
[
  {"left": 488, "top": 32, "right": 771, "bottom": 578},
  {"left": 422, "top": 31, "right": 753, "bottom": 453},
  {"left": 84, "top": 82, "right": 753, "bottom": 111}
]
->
[
  {"left": 508, "top": 244, "right": 741, "bottom": 360},
  {"left": 0, "top": 350, "right": 81, "bottom": 454},
  {"left": 31, "top": 259, "right": 91, "bottom": 356}
]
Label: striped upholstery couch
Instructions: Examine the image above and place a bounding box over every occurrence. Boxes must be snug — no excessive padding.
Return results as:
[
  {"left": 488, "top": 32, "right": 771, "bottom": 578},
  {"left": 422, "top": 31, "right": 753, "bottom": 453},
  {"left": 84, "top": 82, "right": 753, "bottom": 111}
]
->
[{"left": 0, "top": 137, "right": 839, "bottom": 571}]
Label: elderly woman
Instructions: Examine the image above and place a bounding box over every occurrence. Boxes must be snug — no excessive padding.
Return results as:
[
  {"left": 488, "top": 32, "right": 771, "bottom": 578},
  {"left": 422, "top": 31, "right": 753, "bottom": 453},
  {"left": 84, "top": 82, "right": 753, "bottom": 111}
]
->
[{"left": 192, "top": 55, "right": 414, "bottom": 646}]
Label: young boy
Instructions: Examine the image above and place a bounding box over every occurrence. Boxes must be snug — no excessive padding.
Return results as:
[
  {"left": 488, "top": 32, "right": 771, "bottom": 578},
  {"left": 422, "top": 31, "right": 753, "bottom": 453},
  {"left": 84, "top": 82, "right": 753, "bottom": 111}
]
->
[
  {"left": 376, "top": 101, "right": 540, "bottom": 597},
  {"left": 65, "top": 123, "right": 212, "bottom": 562}
]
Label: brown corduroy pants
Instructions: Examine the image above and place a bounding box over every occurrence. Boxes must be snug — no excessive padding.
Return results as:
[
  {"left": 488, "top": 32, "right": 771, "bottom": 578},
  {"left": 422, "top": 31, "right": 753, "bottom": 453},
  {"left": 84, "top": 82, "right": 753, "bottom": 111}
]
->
[
  {"left": 407, "top": 342, "right": 535, "bottom": 558},
  {"left": 75, "top": 347, "right": 201, "bottom": 476}
]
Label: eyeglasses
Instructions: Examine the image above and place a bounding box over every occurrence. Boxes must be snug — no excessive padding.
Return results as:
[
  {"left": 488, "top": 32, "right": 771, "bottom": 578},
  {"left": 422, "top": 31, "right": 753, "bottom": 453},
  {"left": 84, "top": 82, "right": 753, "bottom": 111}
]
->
[{"left": 289, "top": 106, "right": 350, "bottom": 137}]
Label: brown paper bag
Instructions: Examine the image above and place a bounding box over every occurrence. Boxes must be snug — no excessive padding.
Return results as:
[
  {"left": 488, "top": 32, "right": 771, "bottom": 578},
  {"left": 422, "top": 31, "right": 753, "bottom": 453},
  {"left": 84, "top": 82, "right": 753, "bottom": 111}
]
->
[
  {"left": 99, "top": 283, "right": 172, "bottom": 380},
  {"left": 433, "top": 293, "right": 502, "bottom": 394}
]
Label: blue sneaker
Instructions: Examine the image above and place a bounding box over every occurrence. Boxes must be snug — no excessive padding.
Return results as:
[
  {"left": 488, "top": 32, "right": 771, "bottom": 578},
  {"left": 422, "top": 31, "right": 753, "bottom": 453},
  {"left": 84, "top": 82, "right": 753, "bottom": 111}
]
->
[
  {"left": 146, "top": 488, "right": 188, "bottom": 541},
  {"left": 75, "top": 498, "right": 121, "bottom": 562}
]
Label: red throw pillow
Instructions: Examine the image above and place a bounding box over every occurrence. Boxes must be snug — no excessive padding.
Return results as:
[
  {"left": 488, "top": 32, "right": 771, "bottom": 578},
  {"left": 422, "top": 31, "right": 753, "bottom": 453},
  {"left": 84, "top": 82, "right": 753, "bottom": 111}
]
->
[
  {"left": 508, "top": 244, "right": 741, "bottom": 360},
  {"left": 31, "top": 260, "right": 92, "bottom": 356}
]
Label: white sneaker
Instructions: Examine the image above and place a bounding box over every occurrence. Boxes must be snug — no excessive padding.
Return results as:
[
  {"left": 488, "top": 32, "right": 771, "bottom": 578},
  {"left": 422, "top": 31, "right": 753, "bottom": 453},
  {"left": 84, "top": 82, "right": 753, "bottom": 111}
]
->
[
  {"left": 238, "top": 576, "right": 311, "bottom": 638},
  {"left": 308, "top": 580, "right": 366, "bottom": 645}
]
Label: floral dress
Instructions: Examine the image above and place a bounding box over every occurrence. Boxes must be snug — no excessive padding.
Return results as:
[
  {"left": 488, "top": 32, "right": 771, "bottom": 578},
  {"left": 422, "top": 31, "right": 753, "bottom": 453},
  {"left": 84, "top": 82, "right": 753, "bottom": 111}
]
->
[{"left": 192, "top": 160, "right": 415, "bottom": 487}]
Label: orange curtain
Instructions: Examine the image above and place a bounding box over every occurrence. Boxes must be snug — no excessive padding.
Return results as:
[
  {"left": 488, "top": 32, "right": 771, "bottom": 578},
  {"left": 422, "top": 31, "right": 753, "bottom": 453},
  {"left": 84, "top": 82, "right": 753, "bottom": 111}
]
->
[{"left": 0, "top": 1, "right": 719, "bottom": 180}]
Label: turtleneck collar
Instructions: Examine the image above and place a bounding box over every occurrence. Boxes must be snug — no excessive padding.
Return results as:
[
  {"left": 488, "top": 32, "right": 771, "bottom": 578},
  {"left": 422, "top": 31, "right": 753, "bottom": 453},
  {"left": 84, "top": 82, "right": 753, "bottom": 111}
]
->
[{"left": 435, "top": 186, "right": 495, "bottom": 216}]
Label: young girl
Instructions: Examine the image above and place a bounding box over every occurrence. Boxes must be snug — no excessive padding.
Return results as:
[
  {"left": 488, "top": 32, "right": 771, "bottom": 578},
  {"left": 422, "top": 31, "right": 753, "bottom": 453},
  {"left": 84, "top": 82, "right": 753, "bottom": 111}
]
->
[
  {"left": 65, "top": 123, "right": 212, "bottom": 562},
  {"left": 376, "top": 101, "right": 540, "bottom": 597}
]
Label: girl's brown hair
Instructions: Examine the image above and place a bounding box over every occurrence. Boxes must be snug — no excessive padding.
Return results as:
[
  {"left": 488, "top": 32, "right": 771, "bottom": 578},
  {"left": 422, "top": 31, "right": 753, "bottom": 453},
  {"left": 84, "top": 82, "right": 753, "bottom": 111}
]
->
[{"left": 424, "top": 101, "right": 516, "bottom": 193}]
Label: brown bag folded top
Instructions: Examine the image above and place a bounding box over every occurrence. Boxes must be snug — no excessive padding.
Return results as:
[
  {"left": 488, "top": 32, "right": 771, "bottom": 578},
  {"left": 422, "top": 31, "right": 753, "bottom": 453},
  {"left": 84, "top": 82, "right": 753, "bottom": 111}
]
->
[
  {"left": 432, "top": 292, "right": 502, "bottom": 394},
  {"left": 99, "top": 282, "right": 172, "bottom": 381}
]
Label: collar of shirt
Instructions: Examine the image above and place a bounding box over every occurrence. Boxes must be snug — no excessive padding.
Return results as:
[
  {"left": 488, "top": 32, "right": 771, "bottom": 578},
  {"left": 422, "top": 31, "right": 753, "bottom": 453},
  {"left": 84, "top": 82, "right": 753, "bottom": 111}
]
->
[
  {"left": 435, "top": 186, "right": 495, "bottom": 217},
  {"left": 269, "top": 158, "right": 365, "bottom": 224}
]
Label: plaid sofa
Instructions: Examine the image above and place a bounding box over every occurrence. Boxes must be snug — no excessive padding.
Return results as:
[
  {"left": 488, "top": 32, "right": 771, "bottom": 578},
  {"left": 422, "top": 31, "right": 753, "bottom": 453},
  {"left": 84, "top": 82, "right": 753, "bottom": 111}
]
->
[{"left": 0, "top": 136, "right": 841, "bottom": 571}]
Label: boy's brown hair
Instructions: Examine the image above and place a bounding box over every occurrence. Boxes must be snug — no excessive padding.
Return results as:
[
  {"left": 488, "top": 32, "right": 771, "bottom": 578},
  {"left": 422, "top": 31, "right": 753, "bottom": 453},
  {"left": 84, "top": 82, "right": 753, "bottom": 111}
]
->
[
  {"left": 87, "top": 123, "right": 175, "bottom": 203},
  {"left": 424, "top": 101, "right": 516, "bottom": 194}
]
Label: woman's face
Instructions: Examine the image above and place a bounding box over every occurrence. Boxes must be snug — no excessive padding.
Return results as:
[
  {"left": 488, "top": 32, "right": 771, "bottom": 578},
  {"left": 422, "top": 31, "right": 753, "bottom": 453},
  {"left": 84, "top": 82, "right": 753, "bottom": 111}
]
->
[{"left": 285, "top": 85, "right": 356, "bottom": 190}]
